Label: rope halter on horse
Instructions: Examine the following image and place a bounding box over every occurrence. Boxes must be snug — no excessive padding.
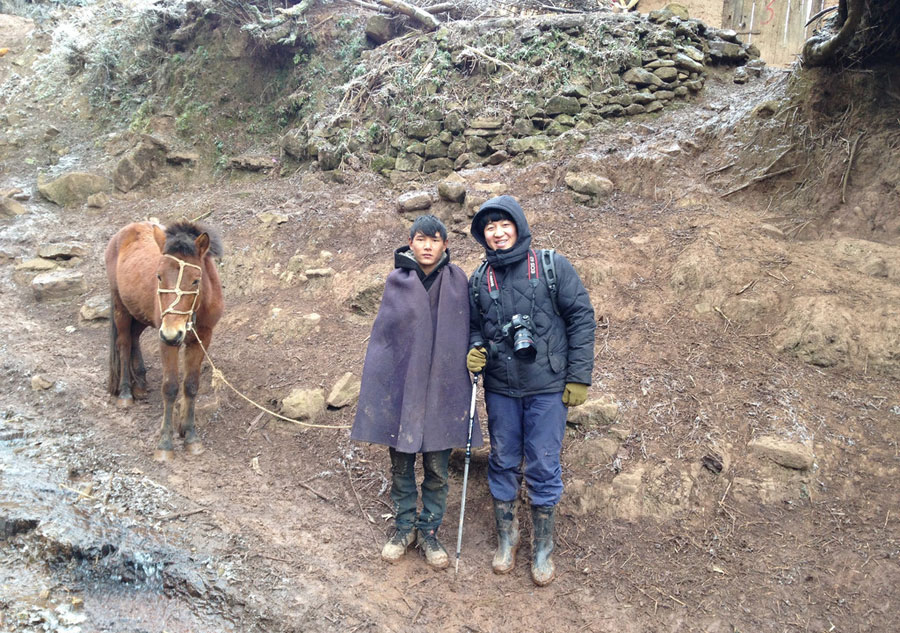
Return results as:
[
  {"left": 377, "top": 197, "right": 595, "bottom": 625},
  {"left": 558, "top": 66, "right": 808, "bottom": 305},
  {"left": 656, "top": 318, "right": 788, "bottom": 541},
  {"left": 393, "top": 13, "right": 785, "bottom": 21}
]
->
[{"left": 157, "top": 254, "right": 202, "bottom": 331}]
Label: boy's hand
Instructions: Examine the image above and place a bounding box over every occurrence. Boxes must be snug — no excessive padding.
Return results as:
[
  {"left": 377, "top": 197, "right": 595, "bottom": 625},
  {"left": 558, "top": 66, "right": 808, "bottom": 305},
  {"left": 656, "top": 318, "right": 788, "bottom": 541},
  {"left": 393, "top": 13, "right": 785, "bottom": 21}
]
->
[
  {"left": 466, "top": 347, "right": 487, "bottom": 373},
  {"left": 562, "top": 383, "right": 588, "bottom": 407}
]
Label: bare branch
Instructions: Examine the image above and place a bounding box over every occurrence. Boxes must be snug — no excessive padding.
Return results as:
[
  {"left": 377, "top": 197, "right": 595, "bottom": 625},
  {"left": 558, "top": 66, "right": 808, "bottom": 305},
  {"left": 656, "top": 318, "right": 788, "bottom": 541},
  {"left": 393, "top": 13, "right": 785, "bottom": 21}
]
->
[
  {"left": 805, "top": 5, "right": 839, "bottom": 28},
  {"left": 375, "top": 0, "right": 440, "bottom": 31},
  {"left": 346, "top": 0, "right": 390, "bottom": 12},
  {"left": 459, "top": 45, "right": 518, "bottom": 72},
  {"left": 425, "top": 3, "right": 454, "bottom": 14},
  {"left": 275, "top": 0, "right": 316, "bottom": 18}
]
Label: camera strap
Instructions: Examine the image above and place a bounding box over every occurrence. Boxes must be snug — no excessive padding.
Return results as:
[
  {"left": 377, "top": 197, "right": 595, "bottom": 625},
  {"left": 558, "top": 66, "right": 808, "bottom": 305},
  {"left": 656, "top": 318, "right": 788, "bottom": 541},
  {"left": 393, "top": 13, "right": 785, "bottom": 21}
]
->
[
  {"left": 482, "top": 249, "right": 540, "bottom": 323},
  {"left": 526, "top": 249, "right": 540, "bottom": 318},
  {"left": 484, "top": 265, "right": 504, "bottom": 336},
  {"left": 471, "top": 249, "right": 560, "bottom": 323},
  {"left": 526, "top": 249, "right": 540, "bottom": 284},
  {"left": 482, "top": 249, "right": 538, "bottom": 297},
  {"left": 486, "top": 265, "right": 500, "bottom": 300}
]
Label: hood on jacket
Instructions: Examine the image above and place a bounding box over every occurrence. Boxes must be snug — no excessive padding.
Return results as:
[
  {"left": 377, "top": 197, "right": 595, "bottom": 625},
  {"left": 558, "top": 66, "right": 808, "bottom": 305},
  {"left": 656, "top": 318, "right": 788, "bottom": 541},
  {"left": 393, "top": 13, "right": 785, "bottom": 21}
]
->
[
  {"left": 470, "top": 195, "right": 533, "bottom": 267},
  {"left": 394, "top": 245, "right": 449, "bottom": 275}
]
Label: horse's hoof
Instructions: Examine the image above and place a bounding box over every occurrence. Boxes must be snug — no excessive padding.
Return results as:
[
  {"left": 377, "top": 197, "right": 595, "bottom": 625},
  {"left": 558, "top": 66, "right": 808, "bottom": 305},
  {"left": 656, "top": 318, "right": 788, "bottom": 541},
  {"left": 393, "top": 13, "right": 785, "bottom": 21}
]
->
[
  {"left": 153, "top": 449, "right": 175, "bottom": 462},
  {"left": 115, "top": 397, "right": 133, "bottom": 409},
  {"left": 185, "top": 442, "right": 205, "bottom": 456},
  {"left": 132, "top": 387, "right": 148, "bottom": 399}
]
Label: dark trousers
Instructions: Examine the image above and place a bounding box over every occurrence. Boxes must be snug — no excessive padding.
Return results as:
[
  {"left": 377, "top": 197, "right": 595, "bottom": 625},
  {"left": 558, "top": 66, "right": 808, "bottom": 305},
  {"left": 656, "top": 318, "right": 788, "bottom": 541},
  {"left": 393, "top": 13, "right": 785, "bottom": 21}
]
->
[
  {"left": 389, "top": 447, "right": 452, "bottom": 533},
  {"left": 484, "top": 391, "right": 567, "bottom": 507}
]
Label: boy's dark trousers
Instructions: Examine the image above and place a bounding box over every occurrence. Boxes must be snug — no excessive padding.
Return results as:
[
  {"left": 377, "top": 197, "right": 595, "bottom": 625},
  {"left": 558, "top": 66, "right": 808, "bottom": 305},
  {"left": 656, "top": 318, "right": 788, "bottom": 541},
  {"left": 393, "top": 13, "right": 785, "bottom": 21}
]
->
[{"left": 389, "top": 447, "right": 452, "bottom": 533}]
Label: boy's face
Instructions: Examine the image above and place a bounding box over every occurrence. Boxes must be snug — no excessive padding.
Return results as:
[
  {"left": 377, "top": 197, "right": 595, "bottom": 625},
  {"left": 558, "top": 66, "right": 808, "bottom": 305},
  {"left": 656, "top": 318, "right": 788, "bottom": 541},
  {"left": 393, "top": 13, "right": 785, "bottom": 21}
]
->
[
  {"left": 409, "top": 231, "right": 448, "bottom": 275},
  {"left": 483, "top": 218, "right": 517, "bottom": 251}
]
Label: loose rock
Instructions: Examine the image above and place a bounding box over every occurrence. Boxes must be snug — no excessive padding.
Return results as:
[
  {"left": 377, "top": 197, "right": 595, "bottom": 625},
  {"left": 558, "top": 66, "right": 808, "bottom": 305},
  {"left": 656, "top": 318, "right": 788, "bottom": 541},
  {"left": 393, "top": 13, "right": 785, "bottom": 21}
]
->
[
  {"left": 37, "top": 172, "right": 111, "bottom": 207},
  {"left": 566, "top": 397, "right": 620, "bottom": 428},
  {"left": 748, "top": 435, "right": 814, "bottom": 470},
  {"left": 397, "top": 191, "right": 432, "bottom": 213},
  {"left": 326, "top": 372, "right": 361, "bottom": 409},
  {"left": 31, "top": 374, "right": 55, "bottom": 390},
  {"left": 281, "top": 388, "right": 326, "bottom": 421},
  {"left": 32, "top": 270, "right": 87, "bottom": 301},
  {"left": 0, "top": 197, "right": 27, "bottom": 218},
  {"left": 80, "top": 295, "right": 111, "bottom": 321}
]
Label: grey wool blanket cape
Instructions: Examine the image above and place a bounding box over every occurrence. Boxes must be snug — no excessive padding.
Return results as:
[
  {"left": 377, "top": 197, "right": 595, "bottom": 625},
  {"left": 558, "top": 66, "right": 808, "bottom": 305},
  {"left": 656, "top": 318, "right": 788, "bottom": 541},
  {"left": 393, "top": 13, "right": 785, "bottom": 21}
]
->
[{"left": 351, "top": 263, "right": 482, "bottom": 453}]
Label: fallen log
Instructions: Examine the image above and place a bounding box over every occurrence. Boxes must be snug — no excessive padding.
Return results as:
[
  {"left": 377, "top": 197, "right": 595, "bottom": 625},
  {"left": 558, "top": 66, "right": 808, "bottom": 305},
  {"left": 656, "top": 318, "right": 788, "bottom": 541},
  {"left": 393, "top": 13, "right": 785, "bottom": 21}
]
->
[{"left": 375, "top": 0, "right": 440, "bottom": 30}]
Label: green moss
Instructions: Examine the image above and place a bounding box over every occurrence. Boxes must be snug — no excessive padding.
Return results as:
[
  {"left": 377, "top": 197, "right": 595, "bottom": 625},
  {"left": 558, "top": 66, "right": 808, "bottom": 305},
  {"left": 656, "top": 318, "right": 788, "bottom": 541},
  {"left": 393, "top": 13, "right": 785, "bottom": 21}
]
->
[
  {"left": 336, "top": 15, "right": 357, "bottom": 30},
  {"left": 128, "top": 100, "right": 153, "bottom": 133},
  {"left": 175, "top": 101, "right": 211, "bottom": 136},
  {"left": 336, "top": 35, "right": 365, "bottom": 62},
  {"left": 370, "top": 155, "right": 396, "bottom": 173}
]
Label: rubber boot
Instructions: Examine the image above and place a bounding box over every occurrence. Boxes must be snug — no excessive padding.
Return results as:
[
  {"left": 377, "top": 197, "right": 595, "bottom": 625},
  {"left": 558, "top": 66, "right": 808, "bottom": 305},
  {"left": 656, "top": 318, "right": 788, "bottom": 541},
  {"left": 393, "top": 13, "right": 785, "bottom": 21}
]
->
[
  {"left": 530, "top": 505, "right": 556, "bottom": 586},
  {"left": 492, "top": 499, "right": 519, "bottom": 574}
]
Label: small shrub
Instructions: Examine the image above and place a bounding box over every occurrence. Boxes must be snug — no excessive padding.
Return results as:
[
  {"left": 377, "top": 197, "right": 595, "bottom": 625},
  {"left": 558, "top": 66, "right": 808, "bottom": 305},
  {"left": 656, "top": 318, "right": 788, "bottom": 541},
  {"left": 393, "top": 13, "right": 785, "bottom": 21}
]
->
[{"left": 128, "top": 100, "right": 153, "bottom": 133}]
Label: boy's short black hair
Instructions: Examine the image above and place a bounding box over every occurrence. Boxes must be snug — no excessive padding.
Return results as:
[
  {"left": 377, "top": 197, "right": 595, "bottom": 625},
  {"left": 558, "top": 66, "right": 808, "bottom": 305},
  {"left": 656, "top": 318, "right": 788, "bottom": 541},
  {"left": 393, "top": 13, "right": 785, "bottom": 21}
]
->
[
  {"left": 474, "top": 209, "right": 514, "bottom": 236},
  {"left": 409, "top": 214, "right": 447, "bottom": 241}
]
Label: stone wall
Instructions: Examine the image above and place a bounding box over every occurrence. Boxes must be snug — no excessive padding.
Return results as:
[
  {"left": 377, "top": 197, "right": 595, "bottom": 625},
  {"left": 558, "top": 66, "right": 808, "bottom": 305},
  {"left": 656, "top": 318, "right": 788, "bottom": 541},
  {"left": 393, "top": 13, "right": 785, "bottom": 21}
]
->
[{"left": 280, "top": 9, "right": 759, "bottom": 180}]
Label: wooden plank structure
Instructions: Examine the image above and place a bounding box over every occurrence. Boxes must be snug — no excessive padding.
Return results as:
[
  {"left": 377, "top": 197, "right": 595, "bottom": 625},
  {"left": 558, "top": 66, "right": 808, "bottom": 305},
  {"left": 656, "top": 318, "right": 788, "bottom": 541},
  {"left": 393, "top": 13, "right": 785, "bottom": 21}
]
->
[{"left": 723, "top": 0, "right": 829, "bottom": 66}]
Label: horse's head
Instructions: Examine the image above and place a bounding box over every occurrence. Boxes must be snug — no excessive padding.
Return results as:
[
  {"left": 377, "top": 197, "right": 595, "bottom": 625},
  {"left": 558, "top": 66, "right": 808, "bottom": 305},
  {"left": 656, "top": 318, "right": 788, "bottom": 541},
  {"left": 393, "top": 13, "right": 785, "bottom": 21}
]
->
[{"left": 154, "top": 225, "right": 210, "bottom": 346}]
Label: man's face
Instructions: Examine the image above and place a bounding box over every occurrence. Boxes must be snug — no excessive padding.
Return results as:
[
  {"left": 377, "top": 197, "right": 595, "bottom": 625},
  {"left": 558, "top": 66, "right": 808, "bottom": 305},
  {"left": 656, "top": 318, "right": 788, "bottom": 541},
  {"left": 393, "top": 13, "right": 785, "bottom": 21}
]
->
[
  {"left": 408, "top": 231, "right": 448, "bottom": 275},
  {"left": 483, "top": 217, "right": 517, "bottom": 251}
]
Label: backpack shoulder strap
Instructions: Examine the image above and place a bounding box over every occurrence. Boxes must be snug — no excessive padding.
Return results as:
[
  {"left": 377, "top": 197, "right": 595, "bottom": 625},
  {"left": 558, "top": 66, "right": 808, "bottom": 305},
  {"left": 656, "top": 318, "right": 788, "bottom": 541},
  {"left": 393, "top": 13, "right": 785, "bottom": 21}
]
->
[
  {"left": 470, "top": 259, "right": 491, "bottom": 343},
  {"left": 470, "top": 259, "right": 489, "bottom": 315},
  {"left": 539, "top": 249, "right": 560, "bottom": 315}
]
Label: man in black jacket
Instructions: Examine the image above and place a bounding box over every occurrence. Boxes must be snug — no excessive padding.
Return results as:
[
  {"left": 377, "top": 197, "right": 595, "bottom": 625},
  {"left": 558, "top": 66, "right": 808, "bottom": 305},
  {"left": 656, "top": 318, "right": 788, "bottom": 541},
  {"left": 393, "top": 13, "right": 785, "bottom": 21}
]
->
[{"left": 466, "top": 195, "right": 595, "bottom": 586}]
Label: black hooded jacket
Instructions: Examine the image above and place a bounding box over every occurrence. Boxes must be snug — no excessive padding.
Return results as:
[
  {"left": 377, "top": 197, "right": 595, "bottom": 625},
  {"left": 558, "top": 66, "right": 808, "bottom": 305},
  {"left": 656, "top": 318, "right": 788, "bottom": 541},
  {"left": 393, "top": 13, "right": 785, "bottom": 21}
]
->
[
  {"left": 394, "top": 245, "right": 449, "bottom": 291},
  {"left": 468, "top": 195, "right": 596, "bottom": 397}
]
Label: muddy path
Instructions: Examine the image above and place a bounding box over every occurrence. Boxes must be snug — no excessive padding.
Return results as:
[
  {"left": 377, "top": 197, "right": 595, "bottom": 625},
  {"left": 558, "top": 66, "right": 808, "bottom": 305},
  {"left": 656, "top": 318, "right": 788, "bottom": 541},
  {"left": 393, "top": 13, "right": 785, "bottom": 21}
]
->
[{"left": 4, "top": 155, "right": 900, "bottom": 633}]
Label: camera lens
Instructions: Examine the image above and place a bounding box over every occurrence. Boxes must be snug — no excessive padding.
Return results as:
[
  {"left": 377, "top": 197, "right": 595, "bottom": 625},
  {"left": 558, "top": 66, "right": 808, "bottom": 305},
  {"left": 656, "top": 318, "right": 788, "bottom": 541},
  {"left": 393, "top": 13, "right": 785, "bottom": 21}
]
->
[{"left": 513, "top": 328, "right": 536, "bottom": 360}]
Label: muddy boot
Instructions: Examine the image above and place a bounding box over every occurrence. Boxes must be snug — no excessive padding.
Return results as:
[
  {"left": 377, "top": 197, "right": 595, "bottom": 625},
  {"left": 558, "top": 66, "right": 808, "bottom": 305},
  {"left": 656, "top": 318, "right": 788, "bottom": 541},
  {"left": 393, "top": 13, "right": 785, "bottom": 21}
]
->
[
  {"left": 416, "top": 528, "right": 449, "bottom": 570},
  {"left": 492, "top": 499, "right": 519, "bottom": 574},
  {"left": 381, "top": 528, "right": 415, "bottom": 563},
  {"left": 530, "top": 505, "right": 556, "bottom": 586}
]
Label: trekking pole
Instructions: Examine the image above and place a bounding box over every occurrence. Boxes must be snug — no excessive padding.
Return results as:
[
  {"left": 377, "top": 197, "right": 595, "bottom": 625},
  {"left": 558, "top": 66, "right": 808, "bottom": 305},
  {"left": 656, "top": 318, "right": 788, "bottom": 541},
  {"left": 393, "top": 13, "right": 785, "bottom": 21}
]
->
[{"left": 455, "top": 373, "right": 479, "bottom": 574}]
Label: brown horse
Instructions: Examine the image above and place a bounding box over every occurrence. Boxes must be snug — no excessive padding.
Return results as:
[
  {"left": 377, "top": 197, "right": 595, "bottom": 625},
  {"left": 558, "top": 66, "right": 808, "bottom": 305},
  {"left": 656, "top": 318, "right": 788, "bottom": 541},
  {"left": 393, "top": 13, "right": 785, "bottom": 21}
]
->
[{"left": 105, "top": 220, "right": 224, "bottom": 461}]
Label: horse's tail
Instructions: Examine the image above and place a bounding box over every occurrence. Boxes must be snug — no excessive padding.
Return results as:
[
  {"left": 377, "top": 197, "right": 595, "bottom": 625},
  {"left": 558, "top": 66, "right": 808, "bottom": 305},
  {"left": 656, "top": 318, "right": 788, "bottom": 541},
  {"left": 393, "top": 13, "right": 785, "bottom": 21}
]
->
[{"left": 108, "top": 294, "right": 120, "bottom": 396}]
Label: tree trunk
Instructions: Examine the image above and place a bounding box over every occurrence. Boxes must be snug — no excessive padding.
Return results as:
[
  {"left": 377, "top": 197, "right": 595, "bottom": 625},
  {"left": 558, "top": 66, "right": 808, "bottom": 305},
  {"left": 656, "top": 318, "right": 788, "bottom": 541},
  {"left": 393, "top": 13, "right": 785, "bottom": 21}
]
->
[{"left": 802, "top": 0, "right": 863, "bottom": 67}]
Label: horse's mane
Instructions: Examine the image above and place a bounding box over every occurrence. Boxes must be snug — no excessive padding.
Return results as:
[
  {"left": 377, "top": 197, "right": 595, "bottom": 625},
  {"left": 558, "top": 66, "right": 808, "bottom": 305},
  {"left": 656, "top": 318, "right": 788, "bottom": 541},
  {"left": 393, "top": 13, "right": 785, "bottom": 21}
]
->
[{"left": 164, "top": 220, "right": 224, "bottom": 259}]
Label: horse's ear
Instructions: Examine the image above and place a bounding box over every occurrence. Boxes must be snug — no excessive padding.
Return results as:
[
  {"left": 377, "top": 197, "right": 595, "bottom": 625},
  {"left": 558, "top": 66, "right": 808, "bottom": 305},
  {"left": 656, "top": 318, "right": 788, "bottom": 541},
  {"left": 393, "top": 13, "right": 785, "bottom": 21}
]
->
[
  {"left": 152, "top": 224, "right": 167, "bottom": 252},
  {"left": 195, "top": 232, "right": 210, "bottom": 258}
]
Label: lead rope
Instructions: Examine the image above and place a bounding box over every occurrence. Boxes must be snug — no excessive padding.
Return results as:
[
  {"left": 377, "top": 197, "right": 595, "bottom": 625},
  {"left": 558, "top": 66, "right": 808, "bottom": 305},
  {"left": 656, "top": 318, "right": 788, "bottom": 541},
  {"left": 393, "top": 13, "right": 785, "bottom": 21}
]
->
[{"left": 189, "top": 328, "right": 351, "bottom": 430}]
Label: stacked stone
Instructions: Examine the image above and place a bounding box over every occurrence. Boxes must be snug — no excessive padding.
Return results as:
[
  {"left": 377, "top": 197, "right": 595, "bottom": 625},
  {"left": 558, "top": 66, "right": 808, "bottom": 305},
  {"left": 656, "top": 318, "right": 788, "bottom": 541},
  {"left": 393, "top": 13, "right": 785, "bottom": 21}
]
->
[
  {"left": 280, "top": 10, "right": 761, "bottom": 177},
  {"left": 393, "top": 109, "right": 468, "bottom": 173}
]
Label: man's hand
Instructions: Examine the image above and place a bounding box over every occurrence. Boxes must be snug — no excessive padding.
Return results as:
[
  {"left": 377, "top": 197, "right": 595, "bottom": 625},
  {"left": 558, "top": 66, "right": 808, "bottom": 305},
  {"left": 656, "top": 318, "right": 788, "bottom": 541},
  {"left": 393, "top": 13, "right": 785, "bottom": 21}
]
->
[
  {"left": 562, "top": 383, "right": 588, "bottom": 407},
  {"left": 466, "top": 347, "right": 487, "bottom": 373}
]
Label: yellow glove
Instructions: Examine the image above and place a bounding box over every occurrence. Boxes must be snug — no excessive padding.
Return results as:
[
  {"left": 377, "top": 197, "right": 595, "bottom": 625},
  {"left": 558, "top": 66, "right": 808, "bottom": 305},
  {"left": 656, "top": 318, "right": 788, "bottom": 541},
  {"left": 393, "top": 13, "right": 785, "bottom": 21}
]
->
[
  {"left": 466, "top": 347, "right": 487, "bottom": 374},
  {"left": 562, "top": 383, "right": 588, "bottom": 407}
]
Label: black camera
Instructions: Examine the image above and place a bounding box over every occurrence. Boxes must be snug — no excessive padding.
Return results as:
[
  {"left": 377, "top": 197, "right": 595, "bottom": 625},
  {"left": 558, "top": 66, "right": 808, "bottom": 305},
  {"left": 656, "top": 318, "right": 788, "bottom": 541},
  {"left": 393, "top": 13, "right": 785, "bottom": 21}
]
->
[{"left": 501, "top": 314, "right": 536, "bottom": 360}]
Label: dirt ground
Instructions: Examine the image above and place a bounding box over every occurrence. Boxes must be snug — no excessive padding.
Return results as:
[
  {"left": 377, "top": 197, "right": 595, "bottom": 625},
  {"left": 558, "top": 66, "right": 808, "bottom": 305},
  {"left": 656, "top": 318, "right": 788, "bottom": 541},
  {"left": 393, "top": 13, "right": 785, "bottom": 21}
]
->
[{"left": 2, "top": 4, "right": 900, "bottom": 633}]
